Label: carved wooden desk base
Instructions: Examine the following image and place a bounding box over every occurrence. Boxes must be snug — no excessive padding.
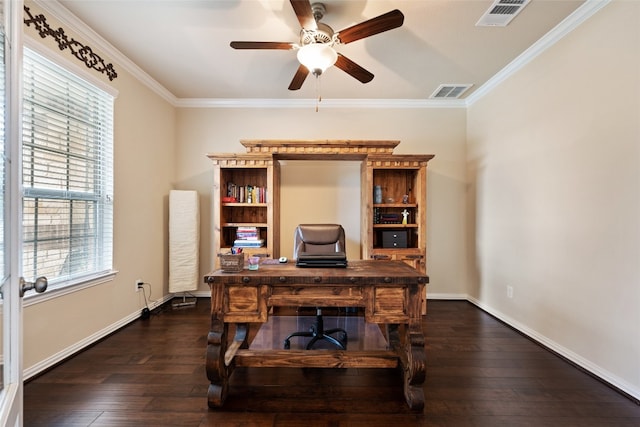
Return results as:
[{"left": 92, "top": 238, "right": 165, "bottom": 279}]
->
[{"left": 204, "top": 260, "right": 428, "bottom": 412}]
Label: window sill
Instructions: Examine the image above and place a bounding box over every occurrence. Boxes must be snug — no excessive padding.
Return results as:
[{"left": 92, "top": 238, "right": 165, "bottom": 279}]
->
[{"left": 23, "top": 270, "right": 119, "bottom": 307}]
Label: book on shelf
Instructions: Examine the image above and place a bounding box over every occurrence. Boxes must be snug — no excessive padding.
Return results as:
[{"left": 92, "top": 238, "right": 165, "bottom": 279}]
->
[
  {"left": 233, "top": 239, "right": 264, "bottom": 248},
  {"left": 225, "top": 182, "right": 267, "bottom": 204},
  {"left": 236, "top": 226, "right": 259, "bottom": 241},
  {"left": 236, "top": 234, "right": 260, "bottom": 240},
  {"left": 234, "top": 226, "right": 263, "bottom": 247}
]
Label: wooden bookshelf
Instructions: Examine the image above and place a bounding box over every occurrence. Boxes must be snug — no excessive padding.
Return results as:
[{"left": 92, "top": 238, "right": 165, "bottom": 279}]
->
[
  {"left": 208, "top": 154, "right": 280, "bottom": 267},
  {"left": 361, "top": 155, "right": 434, "bottom": 278}
]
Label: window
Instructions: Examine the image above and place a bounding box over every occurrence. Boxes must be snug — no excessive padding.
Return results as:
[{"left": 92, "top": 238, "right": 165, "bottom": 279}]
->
[
  {"left": 0, "top": 6, "right": 5, "bottom": 287},
  {"left": 22, "top": 48, "right": 114, "bottom": 289}
]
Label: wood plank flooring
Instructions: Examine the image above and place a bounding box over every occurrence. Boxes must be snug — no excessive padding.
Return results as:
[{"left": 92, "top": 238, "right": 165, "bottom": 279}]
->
[{"left": 24, "top": 299, "right": 640, "bottom": 426}]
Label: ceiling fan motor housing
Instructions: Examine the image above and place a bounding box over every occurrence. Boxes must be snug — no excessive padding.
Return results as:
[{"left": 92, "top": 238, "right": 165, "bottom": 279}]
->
[{"left": 300, "top": 22, "right": 334, "bottom": 46}]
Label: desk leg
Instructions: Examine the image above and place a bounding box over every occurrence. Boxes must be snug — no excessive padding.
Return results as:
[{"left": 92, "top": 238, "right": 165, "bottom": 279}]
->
[
  {"left": 388, "top": 323, "right": 426, "bottom": 411},
  {"left": 206, "top": 316, "right": 231, "bottom": 408}
]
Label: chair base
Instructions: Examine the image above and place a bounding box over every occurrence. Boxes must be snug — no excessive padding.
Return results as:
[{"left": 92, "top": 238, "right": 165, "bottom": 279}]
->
[{"left": 283, "top": 310, "right": 347, "bottom": 350}]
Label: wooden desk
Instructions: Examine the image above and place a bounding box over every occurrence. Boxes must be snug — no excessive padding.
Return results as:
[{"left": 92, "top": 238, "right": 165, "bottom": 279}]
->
[{"left": 204, "top": 260, "right": 428, "bottom": 411}]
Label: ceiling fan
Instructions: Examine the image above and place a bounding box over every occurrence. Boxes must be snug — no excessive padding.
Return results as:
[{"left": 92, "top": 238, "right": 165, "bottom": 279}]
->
[{"left": 230, "top": 0, "right": 404, "bottom": 90}]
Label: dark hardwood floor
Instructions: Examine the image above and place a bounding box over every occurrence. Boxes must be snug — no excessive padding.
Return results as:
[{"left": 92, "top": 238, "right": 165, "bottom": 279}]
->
[{"left": 24, "top": 299, "right": 640, "bottom": 426}]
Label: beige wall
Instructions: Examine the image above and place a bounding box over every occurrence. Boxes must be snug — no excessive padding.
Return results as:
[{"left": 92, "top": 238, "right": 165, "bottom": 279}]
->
[
  {"left": 467, "top": 0, "right": 639, "bottom": 396},
  {"left": 175, "top": 107, "right": 469, "bottom": 298},
  {"left": 22, "top": 2, "right": 176, "bottom": 372}
]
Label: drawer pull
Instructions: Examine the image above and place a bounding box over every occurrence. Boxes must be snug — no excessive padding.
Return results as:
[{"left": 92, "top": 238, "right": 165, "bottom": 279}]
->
[
  {"left": 383, "top": 277, "right": 392, "bottom": 283},
  {"left": 313, "top": 276, "right": 322, "bottom": 283},
  {"left": 279, "top": 276, "right": 287, "bottom": 282},
  {"left": 242, "top": 277, "right": 250, "bottom": 283}
]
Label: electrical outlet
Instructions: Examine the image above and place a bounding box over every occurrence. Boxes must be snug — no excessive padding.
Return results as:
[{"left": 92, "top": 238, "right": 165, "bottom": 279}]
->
[
  {"left": 507, "top": 286, "right": 513, "bottom": 299},
  {"left": 135, "top": 279, "right": 144, "bottom": 292}
]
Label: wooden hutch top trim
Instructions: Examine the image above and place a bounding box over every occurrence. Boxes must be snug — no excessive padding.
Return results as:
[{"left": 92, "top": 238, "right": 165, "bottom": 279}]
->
[
  {"left": 367, "top": 154, "right": 435, "bottom": 167},
  {"left": 240, "top": 140, "right": 400, "bottom": 156},
  {"left": 207, "top": 141, "right": 434, "bottom": 164},
  {"left": 206, "top": 154, "right": 274, "bottom": 167}
]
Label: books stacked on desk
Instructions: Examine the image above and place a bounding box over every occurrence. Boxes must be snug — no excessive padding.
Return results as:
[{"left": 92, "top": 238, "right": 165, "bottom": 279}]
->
[{"left": 234, "top": 226, "right": 264, "bottom": 248}]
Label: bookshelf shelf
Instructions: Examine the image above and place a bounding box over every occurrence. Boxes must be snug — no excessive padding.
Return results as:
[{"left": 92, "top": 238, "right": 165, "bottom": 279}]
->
[
  {"left": 373, "top": 203, "right": 418, "bottom": 208},
  {"left": 372, "top": 224, "right": 418, "bottom": 229},
  {"left": 222, "top": 222, "right": 269, "bottom": 228},
  {"left": 222, "top": 203, "right": 267, "bottom": 208}
]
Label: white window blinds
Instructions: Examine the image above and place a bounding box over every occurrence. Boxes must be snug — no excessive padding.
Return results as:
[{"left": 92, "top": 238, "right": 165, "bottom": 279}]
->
[{"left": 22, "top": 48, "right": 114, "bottom": 287}]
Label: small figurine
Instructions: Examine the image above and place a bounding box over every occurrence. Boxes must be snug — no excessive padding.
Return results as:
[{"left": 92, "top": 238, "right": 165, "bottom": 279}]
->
[
  {"left": 402, "top": 194, "right": 409, "bottom": 204},
  {"left": 401, "top": 209, "right": 409, "bottom": 225}
]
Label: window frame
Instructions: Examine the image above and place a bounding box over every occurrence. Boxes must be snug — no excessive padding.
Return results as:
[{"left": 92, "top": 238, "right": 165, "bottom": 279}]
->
[{"left": 21, "top": 37, "right": 118, "bottom": 303}]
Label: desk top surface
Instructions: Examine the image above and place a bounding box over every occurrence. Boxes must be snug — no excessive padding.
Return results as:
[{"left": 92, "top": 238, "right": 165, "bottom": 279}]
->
[{"left": 205, "top": 259, "right": 428, "bottom": 286}]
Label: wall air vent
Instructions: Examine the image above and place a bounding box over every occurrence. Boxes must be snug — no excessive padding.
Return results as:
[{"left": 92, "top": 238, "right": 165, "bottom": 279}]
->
[
  {"left": 476, "top": 0, "right": 531, "bottom": 27},
  {"left": 430, "top": 84, "right": 473, "bottom": 99}
]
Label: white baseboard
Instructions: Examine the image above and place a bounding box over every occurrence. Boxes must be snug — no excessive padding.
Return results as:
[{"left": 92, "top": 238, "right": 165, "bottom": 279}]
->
[
  {"left": 427, "top": 292, "right": 468, "bottom": 300},
  {"left": 466, "top": 295, "right": 640, "bottom": 403},
  {"left": 172, "top": 290, "right": 210, "bottom": 298},
  {"left": 23, "top": 293, "right": 173, "bottom": 381}
]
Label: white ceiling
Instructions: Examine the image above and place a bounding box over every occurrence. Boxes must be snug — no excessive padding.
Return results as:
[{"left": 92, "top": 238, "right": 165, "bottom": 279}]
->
[{"left": 51, "top": 0, "right": 587, "bottom": 102}]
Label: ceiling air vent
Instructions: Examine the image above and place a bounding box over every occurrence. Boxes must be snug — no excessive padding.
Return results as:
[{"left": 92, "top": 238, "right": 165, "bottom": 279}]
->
[
  {"left": 476, "top": 0, "right": 531, "bottom": 27},
  {"left": 430, "top": 84, "right": 473, "bottom": 99}
]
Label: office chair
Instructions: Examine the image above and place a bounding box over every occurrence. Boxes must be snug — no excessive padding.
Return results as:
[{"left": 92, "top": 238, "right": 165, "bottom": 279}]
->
[{"left": 283, "top": 224, "right": 348, "bottom": 350}]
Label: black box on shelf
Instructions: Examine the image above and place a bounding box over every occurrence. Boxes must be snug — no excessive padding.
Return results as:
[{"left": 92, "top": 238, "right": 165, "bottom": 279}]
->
[{"left": 382, "top": 231, "right": 408, "bottom": 248}]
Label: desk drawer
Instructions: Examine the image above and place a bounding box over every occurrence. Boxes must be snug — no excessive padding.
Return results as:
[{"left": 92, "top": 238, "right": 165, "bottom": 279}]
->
[
  {"left": 365, "top": 286, "right": 409, "bottom": 323},
  {"left": 223, "top": 285, "right": 269, "bottom": 323},
  {"left": 268, "top": 286, "right": 364, "bottom": 307}
]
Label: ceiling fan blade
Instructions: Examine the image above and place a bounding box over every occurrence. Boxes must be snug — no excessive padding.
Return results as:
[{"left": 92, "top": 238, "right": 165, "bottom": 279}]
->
[
  {"left": 335, "top": 54, "right": 374, "bottom": 84},
  {"left": 230, "top": 41, "right": 295, "bottom": 50},
  {"left": 336, "top": 9, "right": 404, "bottom": 45},
  {"left": 290, "top": 0, "right": 317, "bottom": 30},
  {"left": 288, "top": 64, "right": 309, "bottom": 90}
]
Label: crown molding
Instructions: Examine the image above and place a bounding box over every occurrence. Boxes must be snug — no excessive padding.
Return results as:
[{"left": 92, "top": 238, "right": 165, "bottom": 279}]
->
[
  {"left": 174, "top": 97, "right": 466, "bottom": 109},
  {"left": 466, "top": 0, "right": 611, "bottom": 106},
  {"left": 38, "top": 0, "right": 609, "bottom": 110}
]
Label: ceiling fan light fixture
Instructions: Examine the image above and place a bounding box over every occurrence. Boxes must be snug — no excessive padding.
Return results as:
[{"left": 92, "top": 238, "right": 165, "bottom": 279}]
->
[{"left": 297, "top": 43, "right": 337, "bottom": 76}]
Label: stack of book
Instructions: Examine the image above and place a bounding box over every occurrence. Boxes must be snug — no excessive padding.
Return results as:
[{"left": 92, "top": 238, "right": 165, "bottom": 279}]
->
[{"left": 233, "top": 226, "right": 264, "bottom": 248}]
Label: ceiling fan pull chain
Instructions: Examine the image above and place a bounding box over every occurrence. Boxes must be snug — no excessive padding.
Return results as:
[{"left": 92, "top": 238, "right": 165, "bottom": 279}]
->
[
  {"left": 315, "top": 74, "right": 321, "bottom": 112},
  {"left": 317, "top": 75, "right": 320, "bottom": 112}
]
